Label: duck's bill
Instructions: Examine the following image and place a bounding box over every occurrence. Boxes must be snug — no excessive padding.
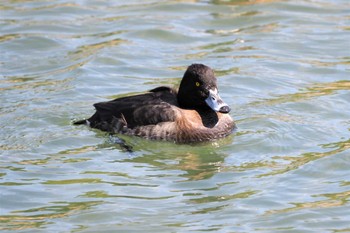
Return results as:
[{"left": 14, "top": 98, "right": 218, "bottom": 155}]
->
[{"left": 205, "top": 89, "right": 231, "bottom": 113}]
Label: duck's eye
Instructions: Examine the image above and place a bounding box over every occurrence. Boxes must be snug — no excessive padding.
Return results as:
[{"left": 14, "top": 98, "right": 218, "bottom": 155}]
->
[{"left": 195, "top": 82, "right": 200, "bottom": 87}]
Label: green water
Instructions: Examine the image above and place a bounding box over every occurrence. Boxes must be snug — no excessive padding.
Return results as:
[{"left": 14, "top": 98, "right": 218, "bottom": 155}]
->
[{"left": 1, "top": 0, "right": 350, "bottom": 232}]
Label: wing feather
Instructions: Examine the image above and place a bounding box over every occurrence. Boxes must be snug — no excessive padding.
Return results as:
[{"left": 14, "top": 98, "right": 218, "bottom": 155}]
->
[{"left": 88, "top": 87, "right": 178, "bottom": 129}]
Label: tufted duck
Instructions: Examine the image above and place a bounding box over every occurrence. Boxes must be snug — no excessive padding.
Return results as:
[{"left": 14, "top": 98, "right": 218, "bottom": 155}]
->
[{"left": 74, "top": 64, "right": 236, "bottom": 143}]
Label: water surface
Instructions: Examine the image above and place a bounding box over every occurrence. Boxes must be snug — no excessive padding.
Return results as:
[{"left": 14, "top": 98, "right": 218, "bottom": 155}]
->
[{"left": 1, "top": 0, "right": 350, "bottom": 232}]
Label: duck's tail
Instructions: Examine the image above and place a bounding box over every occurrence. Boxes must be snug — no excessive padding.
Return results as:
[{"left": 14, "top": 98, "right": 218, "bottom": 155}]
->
[{"left": 73, "top": 119, "right": 87, "bottom": 125}]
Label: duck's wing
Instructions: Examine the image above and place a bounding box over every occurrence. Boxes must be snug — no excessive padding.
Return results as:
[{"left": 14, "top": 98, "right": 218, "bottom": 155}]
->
[{"left": 88, "top": 87, "right": 178, "bottom": 129}]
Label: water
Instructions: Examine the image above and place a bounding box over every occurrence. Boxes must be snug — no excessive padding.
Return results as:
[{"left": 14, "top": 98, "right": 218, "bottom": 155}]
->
[{"left": 1, "top": 0, "right": 349, "bottom": 232}]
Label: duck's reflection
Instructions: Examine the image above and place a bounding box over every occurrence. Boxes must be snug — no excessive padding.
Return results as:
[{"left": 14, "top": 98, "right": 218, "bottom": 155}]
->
[{"left": 111, "top": 135, "right": 235, "bottom": 181}]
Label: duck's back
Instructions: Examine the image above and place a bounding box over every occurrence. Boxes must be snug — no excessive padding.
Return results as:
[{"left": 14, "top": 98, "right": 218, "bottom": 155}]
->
[{"left": 86, "top": 87, "right": 178, "bottom": 132}]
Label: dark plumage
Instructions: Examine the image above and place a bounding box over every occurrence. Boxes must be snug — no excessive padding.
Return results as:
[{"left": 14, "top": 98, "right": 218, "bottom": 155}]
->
[{"left": 74, "top": 64, "right": 236, "bottom": 143}]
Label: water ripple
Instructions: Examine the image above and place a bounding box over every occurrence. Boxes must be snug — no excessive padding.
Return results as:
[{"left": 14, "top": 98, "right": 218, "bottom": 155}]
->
[{"left": 1, "top": 0, "right": 350, "bottom": 232}]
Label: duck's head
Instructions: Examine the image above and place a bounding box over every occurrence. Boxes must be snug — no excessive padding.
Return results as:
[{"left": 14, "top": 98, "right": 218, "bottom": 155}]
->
[{"left": 177, "top": 64, "right": 231, "bottom": 113}]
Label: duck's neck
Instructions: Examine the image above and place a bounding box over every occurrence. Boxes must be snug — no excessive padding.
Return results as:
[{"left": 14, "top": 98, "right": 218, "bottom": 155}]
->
[
  {"left": 197, "top": 108, "right": 219, "bottom": 128},
  {"left": 177, "top": 92, "right": 192, "bottom": 109}
]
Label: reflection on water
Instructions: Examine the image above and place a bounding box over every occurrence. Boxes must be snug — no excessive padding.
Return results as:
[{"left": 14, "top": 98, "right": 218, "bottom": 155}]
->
[
  {"left": 251, "top": 80, "right": 350, "bottom": 106},
  {"left": 117, "top": 135, "right": 234, "bottom": 181},
  {"left": 0, "top": 201, "right": 102, "bottom": 231},
  {"left": 267, "top": 190, "right": 350, "bottom": 215},
  {"left": 1, "top": 0, "right": 350, "bottom": 232},
  {"left": 259, "top": 138, "right": 350, "bottom": 177}
]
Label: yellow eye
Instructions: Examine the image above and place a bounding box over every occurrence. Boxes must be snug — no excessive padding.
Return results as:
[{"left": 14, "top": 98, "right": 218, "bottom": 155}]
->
[{"left": 195, "top": 82, "right": 200, "bottom": 87}]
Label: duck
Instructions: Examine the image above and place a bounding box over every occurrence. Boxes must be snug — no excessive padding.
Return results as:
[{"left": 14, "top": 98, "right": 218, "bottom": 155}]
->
[{"left": 74, "top": 64, "right": 236, "bottom": 143}]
